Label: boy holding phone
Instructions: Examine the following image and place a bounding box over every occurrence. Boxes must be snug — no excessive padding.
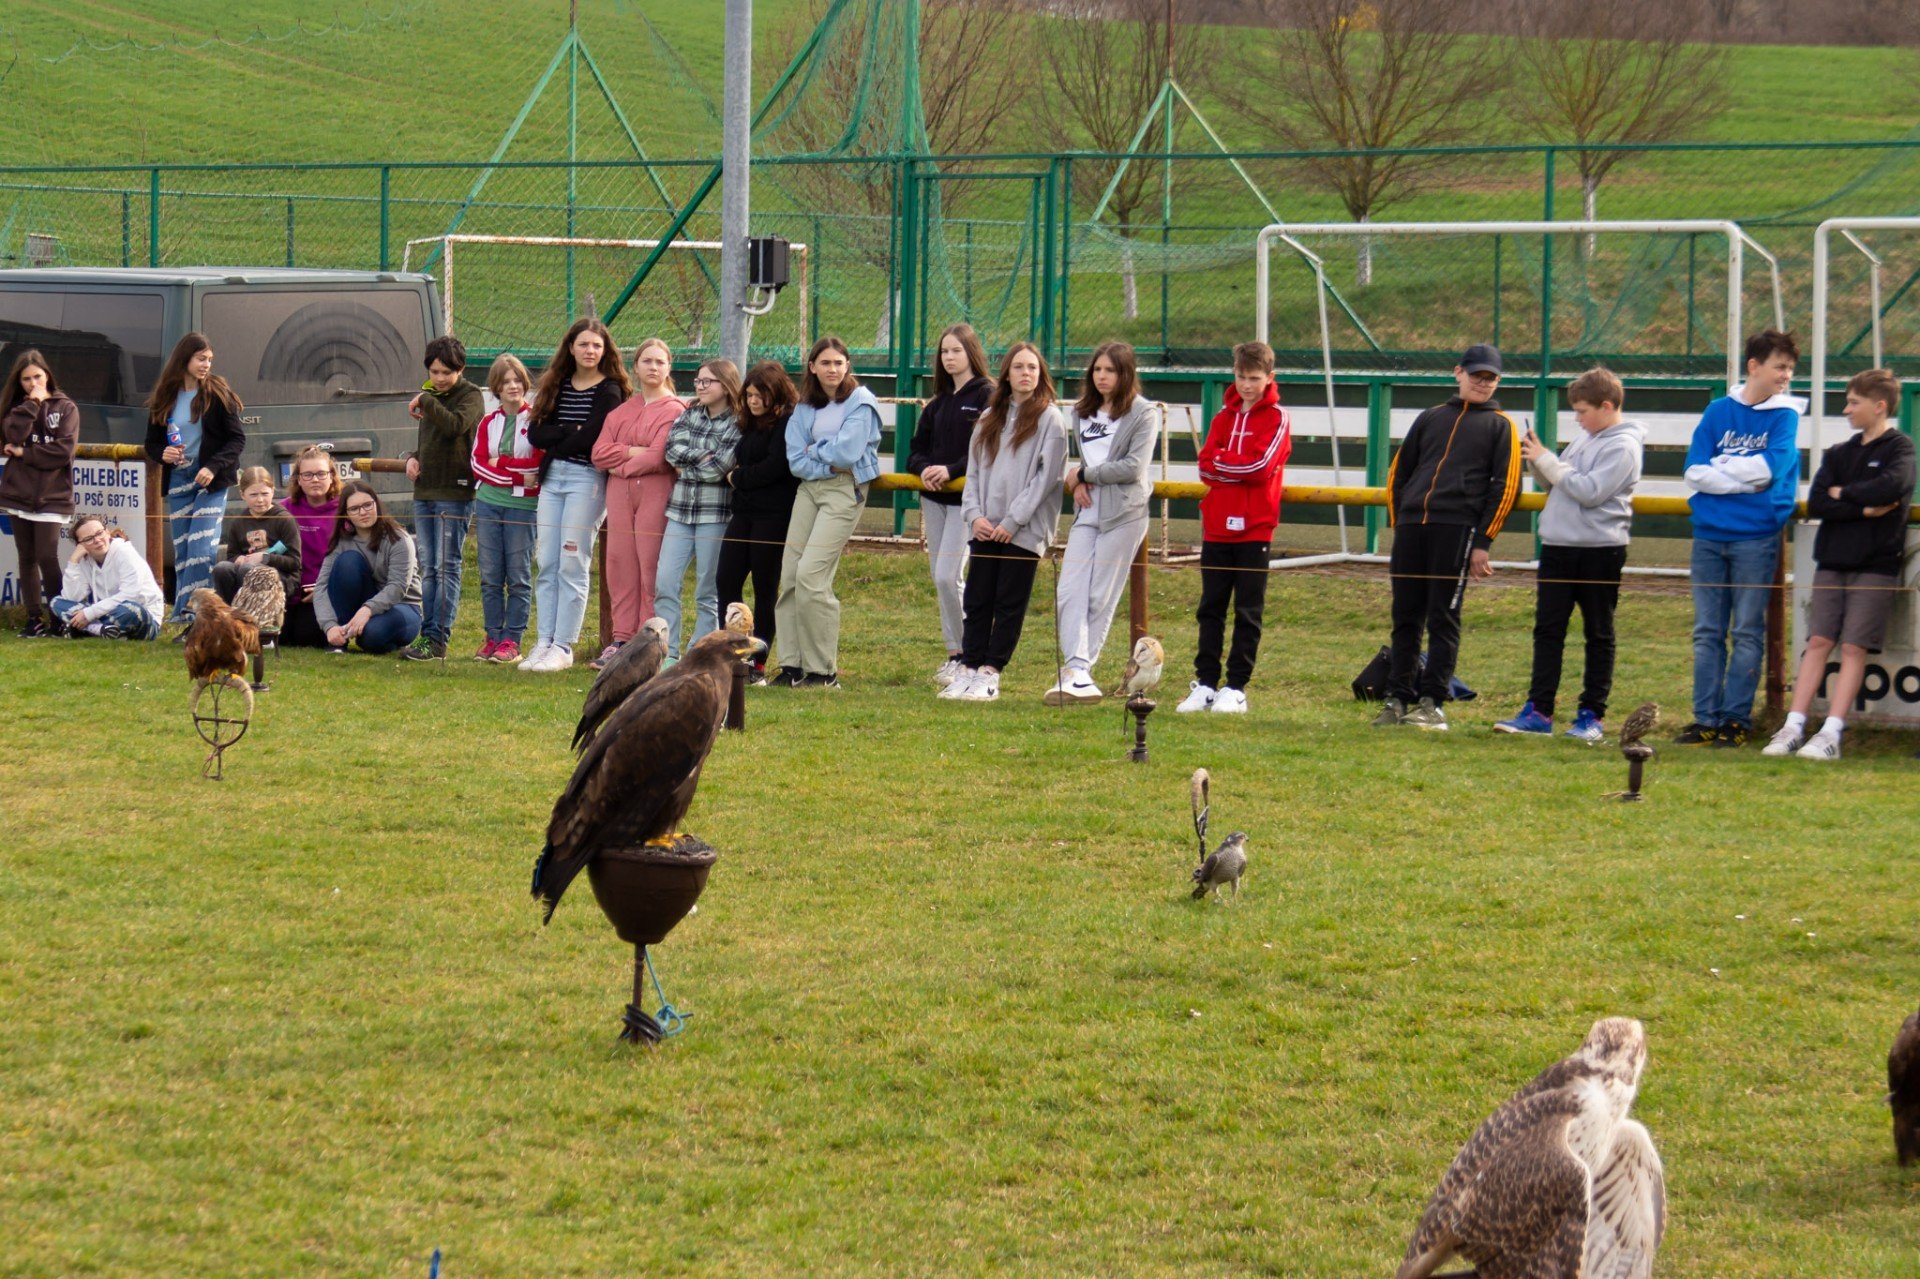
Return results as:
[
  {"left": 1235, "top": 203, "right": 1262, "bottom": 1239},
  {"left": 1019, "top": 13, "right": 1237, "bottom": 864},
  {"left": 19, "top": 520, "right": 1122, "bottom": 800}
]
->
[{"left": 1494, "top": 368, "right": 1645, "bottom": 742}]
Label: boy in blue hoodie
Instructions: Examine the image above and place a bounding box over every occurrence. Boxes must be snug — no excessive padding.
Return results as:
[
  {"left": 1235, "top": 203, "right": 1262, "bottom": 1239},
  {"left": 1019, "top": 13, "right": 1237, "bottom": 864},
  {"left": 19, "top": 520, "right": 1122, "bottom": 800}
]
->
[{"left": 1676, "top": 330, "right": 1803, "bottom": 748}]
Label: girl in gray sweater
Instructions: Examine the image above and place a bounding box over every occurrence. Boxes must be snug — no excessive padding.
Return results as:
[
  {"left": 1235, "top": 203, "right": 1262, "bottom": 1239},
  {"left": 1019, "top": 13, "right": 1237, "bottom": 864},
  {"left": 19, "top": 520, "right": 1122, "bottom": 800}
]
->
[
  {"left": 314, "top": 482, "right": 424, "bottom": 655},
  {"left": 1048, "top": 341, "right": 1158, "bottom": 705},
  {"left": 943, "top": 343, "right": 1068, "bottom": 703}
]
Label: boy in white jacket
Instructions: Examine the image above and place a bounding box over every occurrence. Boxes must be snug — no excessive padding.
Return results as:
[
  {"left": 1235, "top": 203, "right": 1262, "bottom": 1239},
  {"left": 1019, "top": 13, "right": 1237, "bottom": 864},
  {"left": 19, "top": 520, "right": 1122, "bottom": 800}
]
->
[{"left": 48, "top": 515, "right": 166, "bottom": 639}]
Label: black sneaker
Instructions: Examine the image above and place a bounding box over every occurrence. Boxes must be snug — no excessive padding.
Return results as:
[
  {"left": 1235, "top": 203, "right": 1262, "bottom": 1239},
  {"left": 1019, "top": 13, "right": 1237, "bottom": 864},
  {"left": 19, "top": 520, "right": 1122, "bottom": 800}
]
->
[
  {"left": 797, "top": 672, "right": 842, "bottom": 689},
  {"left": 1672, "top": 722, "right": 1718, "bottom": 746},
  {"left": 18, "top": 617, "right": 51, "bottom": 639},
  {"left": 746, "top": 663, "right": 769, "bottom": 687},
  {"left": 1711, "top": 723, "right": 1750, "bottom": 749},
  {"left": 775, "top": 666, "right": 804, "bottom": 687}
]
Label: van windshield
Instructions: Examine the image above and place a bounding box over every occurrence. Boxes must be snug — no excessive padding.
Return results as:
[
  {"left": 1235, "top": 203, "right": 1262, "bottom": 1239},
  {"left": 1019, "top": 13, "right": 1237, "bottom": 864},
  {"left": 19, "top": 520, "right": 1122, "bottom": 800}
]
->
[
  {"left": 0, "top": 289, "right": 166, "bottom": 405},
  {"left": 201, "top": 289, "right": 430, "bottom": 406}
]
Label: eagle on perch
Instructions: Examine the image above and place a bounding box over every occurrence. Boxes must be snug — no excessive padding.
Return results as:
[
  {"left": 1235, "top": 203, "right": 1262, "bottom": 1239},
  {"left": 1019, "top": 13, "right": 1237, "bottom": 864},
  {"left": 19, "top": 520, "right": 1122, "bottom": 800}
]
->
[
  {"left": 572, "top": 617, "right": 669, "bottom": 752},
  {"left": 533, "top": 628, "right": 765, "bottom": 923}
]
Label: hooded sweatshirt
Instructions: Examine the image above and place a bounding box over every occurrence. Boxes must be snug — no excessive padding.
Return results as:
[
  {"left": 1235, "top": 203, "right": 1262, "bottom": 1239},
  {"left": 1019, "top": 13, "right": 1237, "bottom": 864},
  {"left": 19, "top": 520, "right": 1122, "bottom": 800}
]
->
[
  {"left": 408, "top": 377, "right": 485, "bottom": 502},
  {"left": 56, "top": 537, "right": 166, "bottom": 625},
  {"left": 904, "top": 375, "right": 993, "bottom": 507},
  {"left": 786, "top": 385, "right": 884, "bottom": 485},
  {"left": 1387, "top": 395, "right": 1522, "bottom": 551},
  {"left": 0, "top": 393, "right": 81, "bottom": 518},
  {"left": 1069, "top": 394, "right": 1159, "bottom": 531},
  {"left": 1527, "top": 419, "right": 1645, "bottom": 548},
  {"left": 1805, "top": 427, "right": 1917, "bottom": 576},
  {"left": 1197, "top": 383, "right": 1290, "bottom": 544},
  {"left": 1683, "top": 386, "right": 1802, "bottom": 542},
  {"left": 960, "top": 402, "right": 1069, "bottom": 556}
]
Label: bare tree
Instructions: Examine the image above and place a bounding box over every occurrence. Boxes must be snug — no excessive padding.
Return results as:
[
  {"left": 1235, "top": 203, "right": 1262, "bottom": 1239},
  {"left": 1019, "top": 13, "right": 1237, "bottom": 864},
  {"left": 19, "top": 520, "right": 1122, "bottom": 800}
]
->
[
  {"left": 763, "top": 0, "right": 1031, "bottom": 347},
  {"left": 1506, "top": 0, "right": 1727, "bottom": 249},
  {"left": 1224, "top": 0, "right": 1487, "bottom": 284},
  {"left": 1039, "top": 0, "right": 1225, "bottom": 320}
]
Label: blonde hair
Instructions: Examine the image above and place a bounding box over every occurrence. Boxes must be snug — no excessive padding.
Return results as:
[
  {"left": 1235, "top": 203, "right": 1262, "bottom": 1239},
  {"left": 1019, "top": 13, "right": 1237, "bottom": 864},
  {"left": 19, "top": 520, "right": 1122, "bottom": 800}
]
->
[
  {"left": 486, "top": 352, "right": 532, "bottom": 398},
  {"left": 237, "top": 466, "right": 276, "bottom": 493},
  {"left": 285, "top": 444, "right": 342, "bottom": 504}
]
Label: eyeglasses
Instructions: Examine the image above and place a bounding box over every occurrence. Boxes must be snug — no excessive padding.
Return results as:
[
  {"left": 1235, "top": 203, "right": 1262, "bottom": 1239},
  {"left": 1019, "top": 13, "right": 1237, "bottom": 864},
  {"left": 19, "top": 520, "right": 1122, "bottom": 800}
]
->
[
  {"left": 297, "top": 468, "right": 332, "bottom": 479},
  {"left": 1468, "top": 371, "right": 1500, "bottom": 384},
  {"left": 78, "top": 530, "right": 110, "bottom": 545},
  {"left": 345, "top": 502, "right": 378, "bottom": 515},
  {"left": 693, "top": 377, "right": 719, "bottom": 388}
]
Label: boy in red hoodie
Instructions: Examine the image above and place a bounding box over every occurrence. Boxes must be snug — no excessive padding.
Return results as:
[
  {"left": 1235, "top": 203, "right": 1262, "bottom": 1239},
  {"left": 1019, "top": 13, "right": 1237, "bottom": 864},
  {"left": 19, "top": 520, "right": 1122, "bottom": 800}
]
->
[{"left": 1177, "top": 341, "right": 1292, "bottom": 714}]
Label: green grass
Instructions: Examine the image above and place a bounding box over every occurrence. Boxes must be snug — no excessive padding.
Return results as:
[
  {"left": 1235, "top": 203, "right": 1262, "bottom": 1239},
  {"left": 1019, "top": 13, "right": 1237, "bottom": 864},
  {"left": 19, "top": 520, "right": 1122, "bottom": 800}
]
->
[{"left": 3, "top": 550, "right": 1917, "bottom": 1276}]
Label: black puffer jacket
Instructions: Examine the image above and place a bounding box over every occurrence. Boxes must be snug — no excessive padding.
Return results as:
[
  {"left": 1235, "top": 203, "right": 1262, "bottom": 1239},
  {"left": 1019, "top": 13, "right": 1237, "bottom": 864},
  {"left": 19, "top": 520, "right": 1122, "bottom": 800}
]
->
[
  {"left": 1806, "top": 428, "right": 1916, "bottom": 577},
  {"left": 728, "top": 412, "right": 800, "bottom": 521},
  {"left": 144, "top": 387, "right": 247, "bottom": 491},
  {"left": 904, "top": 375, "right": 993, "bottom": 506},
  {"left": 1387, "top": 396, "right": 1523, "bottom": 550}
]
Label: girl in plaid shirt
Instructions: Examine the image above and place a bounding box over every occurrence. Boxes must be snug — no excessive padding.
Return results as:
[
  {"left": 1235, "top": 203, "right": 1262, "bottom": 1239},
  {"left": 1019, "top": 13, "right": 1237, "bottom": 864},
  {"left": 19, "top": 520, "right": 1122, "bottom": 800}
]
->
[{"left": 656, "top": 359, "right": 743, "bottom": 658}]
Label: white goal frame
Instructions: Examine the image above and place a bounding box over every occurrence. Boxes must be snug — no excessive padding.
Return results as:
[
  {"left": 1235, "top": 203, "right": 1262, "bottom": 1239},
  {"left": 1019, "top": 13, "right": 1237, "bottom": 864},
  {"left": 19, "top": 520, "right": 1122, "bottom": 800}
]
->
[
  {"left": 1810, "top": 216, "right": 1918, "bottom": 450},
  {"left": 401, "top": 233, "right": 811, "bottom": 346},
  {"left": 1251, "top": 219, "right": 1785, "bottom": 567}
]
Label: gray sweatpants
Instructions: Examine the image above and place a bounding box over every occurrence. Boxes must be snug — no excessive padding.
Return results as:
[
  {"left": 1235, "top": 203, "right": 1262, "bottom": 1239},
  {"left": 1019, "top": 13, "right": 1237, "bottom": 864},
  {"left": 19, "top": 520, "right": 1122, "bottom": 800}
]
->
[
  {"left": 922, "top": 499, "right": 969, "bottom": 655},
  {"left": 1055, "top": 515, "right": 1146, "bottom": 673}
]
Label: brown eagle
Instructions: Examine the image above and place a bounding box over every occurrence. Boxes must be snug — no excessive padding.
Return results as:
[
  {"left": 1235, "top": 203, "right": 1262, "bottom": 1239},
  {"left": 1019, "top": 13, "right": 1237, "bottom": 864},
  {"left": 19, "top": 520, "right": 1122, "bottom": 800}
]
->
[
  {"left": 1892, "top": 1006, "right": 1920, "bottom": 1166},
  {"left": 571, "top": 617, "right": 669, "bottom": 752},
  {"left": 1398, "top": 1017, "right": 1664, "bottom": 1279},
  {"left": 184, "top": 588, "right": 260, "bottom": 686},
  {"left": 533, "top": 627, "right": 764, "bottom": 922}
]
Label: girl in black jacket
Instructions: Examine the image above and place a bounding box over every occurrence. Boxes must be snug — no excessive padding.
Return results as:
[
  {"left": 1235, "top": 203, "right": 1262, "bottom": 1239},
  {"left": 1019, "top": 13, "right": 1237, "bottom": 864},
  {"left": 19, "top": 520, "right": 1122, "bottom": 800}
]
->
[
  {"left": 144, "top": 331, "right": 246, "bottom": 626},
  {"left": 905, "top": 323, "right": 994, "bottom": 685},
  {"left": 717, "top": 361, "right": 801, "bottom": 680},
  {"left": 0, "top": 350, "right": 80, "bottom": 637}
]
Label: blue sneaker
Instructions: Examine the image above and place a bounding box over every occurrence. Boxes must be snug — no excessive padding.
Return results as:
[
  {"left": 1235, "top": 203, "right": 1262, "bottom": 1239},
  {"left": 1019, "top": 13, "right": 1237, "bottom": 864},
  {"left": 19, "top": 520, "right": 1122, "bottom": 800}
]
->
[
  {"left": 1493, "top": 701, "right": 1553, "bottom": 735},
  {"left": 1564, "top": 708, "right": 1605, "bottom": 744}
]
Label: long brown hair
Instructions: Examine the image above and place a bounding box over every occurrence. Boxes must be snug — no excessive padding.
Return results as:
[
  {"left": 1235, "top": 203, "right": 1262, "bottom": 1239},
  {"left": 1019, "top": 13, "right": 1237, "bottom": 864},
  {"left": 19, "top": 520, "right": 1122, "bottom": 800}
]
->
[
  {"left": 742, "top": 361, "right": 798, "bottom": 432},
  {"left": 1074, "top": 341, "right": 1139, "bottom": 419},
  {"left": 692, "top": 359, "right": 744, "bottom": 421},
  {"left": 1, "top": 349, "right": 60, "bottom": 418},
  {"left": 931, "top": 323, "right": 989, "bottom": 399},
  {"left": 799, "top": 336, "right": 860, "bottom": 407},
  {"left": 146, "top": 331, "right": 241, "bottom": 423},
  {"left": 330, "top": 481, "right": 406, "bottom": 554},
  {"left": 285, "top": 444, "right": 342, "bottom": 506},
  {"left": 975, "top": 342, "right": 1056, "bottom": 464},
  {"left": 530, "top": 318, "right": 633, "bottom": 422}
]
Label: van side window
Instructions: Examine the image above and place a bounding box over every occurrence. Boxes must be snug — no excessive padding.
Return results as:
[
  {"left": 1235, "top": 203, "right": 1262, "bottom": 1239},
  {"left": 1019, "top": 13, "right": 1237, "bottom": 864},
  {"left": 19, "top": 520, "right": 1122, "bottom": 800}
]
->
[
  {"left": 0, "top": 289, "right": 165, "bottom": 405},
  {"left": 200, "top": 289, "right": 429, "bottom": 406}
]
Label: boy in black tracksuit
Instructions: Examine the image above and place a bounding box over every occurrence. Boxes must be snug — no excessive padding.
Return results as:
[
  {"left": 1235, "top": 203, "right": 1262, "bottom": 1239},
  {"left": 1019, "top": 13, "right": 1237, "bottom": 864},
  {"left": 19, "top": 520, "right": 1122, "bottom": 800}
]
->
[{"left": 1377, "top": 342, "right": 1522, "bottom": 731}]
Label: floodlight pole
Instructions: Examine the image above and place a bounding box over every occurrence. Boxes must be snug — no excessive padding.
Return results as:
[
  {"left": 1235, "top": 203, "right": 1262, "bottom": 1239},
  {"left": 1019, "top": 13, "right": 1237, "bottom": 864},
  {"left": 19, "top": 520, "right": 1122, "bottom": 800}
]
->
[{"left": 720, "top": 0, "right": 752, "bottom": 368}]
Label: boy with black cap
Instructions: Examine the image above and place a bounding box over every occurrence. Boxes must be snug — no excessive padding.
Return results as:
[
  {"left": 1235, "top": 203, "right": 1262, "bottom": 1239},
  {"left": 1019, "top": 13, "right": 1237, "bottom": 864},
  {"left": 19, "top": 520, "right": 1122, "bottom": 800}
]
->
[{"left": 1374, "top": 342, "right": 1522, "bottom": 731}]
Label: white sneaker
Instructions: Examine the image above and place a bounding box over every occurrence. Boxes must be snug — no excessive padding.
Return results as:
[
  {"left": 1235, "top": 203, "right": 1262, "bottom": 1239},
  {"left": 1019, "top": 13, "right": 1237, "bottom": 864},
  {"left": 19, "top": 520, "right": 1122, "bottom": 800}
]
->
[
  {"left": 547, "top": 644, "right": 574, "bottom": 672},
  {"left": 965, "top": 669, "right": 999, "bottom": 701},
  {"left": 519, "top": 639, "right": 553, "bottom": 670},
  {"left": 1211, "top": 687, "right": 1249, "bottom": 714},
  {"left": 933, "top": 657, "right": 963, "bottom": 688},
  {"left": 1761, "top": 724, "right": 1804, "bottom": 756},
  {"left": 1042, "top": 668, "right": 1103, "bottom": 706},
  {"left": 1796, "top": 729, "right": 1841, "bottom": 761},
  {"left": 938, "top": 667, "right": 978, "bottom": 699},
  {"left": 1176, "top": 682, "right": 1215, "bottom": 713}
]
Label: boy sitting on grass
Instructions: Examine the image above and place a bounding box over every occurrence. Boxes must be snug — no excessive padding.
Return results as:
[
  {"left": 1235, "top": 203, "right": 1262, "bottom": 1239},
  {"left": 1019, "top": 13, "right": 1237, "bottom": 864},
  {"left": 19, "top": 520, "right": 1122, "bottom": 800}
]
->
[
  {"left": 1494, "top": 367, "right": 1644, "bottom": 743},
  {"left": 1175, "top": 341, "right": 1291, "bottom": 715},
  {"left": 1763, "top": 368, "right": 1915, "bottom": 761}
]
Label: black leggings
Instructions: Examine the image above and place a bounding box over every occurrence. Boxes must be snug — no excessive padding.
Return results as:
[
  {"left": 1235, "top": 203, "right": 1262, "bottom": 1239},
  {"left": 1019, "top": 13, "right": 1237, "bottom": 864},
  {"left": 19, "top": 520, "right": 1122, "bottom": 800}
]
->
[
  {"left": 715, "top": 511, "right": 786, "bottom": 648},
  {"left": 10, "top": 519, "right": 63, "bottom": 620},
  {"left": 960, "top": 539, "right": 1040, "bottom": 672}
]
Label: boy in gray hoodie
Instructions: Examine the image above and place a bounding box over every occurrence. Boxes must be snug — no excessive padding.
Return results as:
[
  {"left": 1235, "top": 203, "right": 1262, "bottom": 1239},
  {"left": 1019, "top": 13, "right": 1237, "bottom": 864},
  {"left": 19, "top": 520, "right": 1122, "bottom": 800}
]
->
[{"left": 1494, "top": 367, "right": 1645, "bottom": 743}]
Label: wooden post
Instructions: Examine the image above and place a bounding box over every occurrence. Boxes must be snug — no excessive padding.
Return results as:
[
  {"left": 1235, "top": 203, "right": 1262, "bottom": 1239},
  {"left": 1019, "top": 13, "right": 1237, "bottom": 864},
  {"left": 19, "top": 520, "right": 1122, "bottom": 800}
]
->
[
  {"left": 1128, "top": 533, "right": 1149, "bottom": 645},
  {"left": 597, "top": 536, "right": 612, "bottom": 655},
  {"left": 1765, "top": 526, "right": 1789, "bottom": 719},
  {"left": 144, "top": 458, "right": 166, "bottom": 585}
]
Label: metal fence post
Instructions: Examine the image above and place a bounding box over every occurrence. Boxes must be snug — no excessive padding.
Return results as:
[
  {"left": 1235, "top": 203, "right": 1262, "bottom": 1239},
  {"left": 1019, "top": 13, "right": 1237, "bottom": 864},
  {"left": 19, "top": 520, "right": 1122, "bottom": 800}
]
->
[
  {"left": 1365, "top": 378, "right": 1391, "bottom": 553},
  {"left": 148, "top": 168, "right": 160, "bottom": 268},
  {"left": 379, "top": 166, "right": 392, "bottom": 271},
  {"left": 285, "top": 198, "right": 296, "bottom": 267},
  {"left": 120, "top": 192, "right": 131, "bottom": 268},
  {"left": 1058, "top": 156, "right": 1073, "bottom": 368},
  {"left": 893, "top": 157, "right": 921, "bottom": 538}
]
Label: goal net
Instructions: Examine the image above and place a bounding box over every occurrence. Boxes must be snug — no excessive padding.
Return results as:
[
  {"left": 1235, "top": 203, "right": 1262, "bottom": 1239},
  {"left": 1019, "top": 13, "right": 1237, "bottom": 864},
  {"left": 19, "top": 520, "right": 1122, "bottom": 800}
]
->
[{"left": 401, "top": 234, "right": 811, "bottom": 363}]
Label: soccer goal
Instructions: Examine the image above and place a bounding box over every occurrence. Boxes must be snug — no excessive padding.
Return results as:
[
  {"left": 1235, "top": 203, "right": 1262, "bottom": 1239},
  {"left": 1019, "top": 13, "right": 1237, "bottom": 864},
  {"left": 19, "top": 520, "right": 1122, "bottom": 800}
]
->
[
  {"left": 1252, "top": 219, "right": 1786, "bottom": 567},
  {"left": 1810, "top": 216, "right": 1920, "bottom": 450},
  {"left": 401, "top": 234, "right": 812, "bottom": 359}
]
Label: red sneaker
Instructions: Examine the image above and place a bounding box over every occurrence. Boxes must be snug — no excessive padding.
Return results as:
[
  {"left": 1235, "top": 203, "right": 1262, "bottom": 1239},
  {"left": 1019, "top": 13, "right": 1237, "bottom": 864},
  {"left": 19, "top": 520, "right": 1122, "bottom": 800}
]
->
[
  {"left": 490, "top": 640, "right": 521, "bottom": 664},
  {"left": 474, "top": 640, "right": 500, "bottom": 661}
]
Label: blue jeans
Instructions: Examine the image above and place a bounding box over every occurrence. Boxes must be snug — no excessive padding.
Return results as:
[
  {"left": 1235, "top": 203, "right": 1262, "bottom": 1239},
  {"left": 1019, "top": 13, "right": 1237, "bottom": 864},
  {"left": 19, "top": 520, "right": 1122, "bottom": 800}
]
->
[
  {"left": 326, "top": 546, "right": 422, "bottom": 655},
  {"left": 655, "top": 517, "right": 727, "bottom": 658},
  {"left": 166, "top": 476, "right": 226, "bottom": 622},
  {"left": 50, "top": 597, "right": 160, "bottom": 640},
  {"left": 1690, "top": 533, "right": 1778, "bottom": 729},
  {"left": 413, "top": 499, "right": 471, "bottom": 645},
  {"left": 534, "top": 460, "right": 606, "bottom": 651},
  {"left": 473, "top": 500, "right": 535, "bottom": 644}
]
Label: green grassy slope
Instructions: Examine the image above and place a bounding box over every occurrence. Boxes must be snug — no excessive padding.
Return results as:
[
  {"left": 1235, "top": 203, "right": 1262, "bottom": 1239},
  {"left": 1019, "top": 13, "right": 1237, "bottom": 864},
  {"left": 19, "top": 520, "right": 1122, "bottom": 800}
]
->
[{"left": 2, "top": 554, "right": 1917, "bottom": 1276}]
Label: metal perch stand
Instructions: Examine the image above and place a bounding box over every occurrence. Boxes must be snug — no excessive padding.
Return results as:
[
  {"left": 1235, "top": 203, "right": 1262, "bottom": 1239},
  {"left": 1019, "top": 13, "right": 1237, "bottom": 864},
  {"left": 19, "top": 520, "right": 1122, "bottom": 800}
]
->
[
  {"left": 586, "top": 833, "right": 718, "bottom": 1046},
  {"left": 1127, "top": 695, "right": 1157, "bottom": 764},
  {"left": 190, "top": 675, "right": 253, "bottom": 780}
]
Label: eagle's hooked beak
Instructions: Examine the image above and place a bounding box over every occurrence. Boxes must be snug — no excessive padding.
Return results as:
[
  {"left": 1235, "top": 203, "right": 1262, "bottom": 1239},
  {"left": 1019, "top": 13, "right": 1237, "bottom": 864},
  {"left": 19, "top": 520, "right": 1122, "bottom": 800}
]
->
[{"left": 738, "top": 636, "right": 768, "bottom": 662}]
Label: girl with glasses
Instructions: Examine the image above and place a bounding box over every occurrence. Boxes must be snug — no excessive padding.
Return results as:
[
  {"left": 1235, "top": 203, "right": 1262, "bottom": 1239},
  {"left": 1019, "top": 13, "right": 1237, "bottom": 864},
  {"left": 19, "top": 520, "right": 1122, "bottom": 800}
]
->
[
  {"left": 656, "top": 359, "right": 743, "bottom": 658},
  {"left": 280, "top": 445, "right": 343, "bottom": 648},
  {"left": 312, "top": 482, "right": 422, "bottom": 655}
]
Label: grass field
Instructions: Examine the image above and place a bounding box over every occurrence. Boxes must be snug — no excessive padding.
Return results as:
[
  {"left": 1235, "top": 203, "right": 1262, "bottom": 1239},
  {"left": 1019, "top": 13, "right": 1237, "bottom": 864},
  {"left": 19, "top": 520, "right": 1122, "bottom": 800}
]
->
[{"left": 3, "top": 550, "right": 1917, "bottom": 1277}]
